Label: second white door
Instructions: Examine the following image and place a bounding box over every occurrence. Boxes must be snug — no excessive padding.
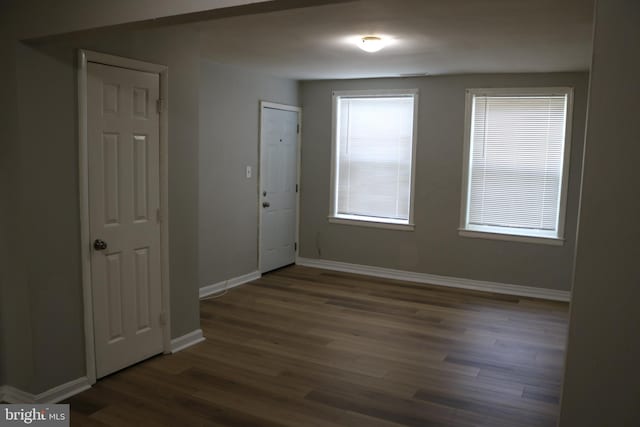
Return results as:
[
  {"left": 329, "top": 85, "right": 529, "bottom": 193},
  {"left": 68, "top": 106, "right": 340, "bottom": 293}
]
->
[{"left": 260, "top": 105, "right": 300, "bottom": 273}]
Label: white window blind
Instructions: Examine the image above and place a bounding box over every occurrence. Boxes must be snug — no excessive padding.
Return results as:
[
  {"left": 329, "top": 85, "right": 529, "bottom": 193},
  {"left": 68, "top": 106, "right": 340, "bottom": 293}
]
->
[
  {"left": 463, "top": 90, "right": 571, "bottom": 240},
  {"left": 333, "top": 93, "right": 416, "bottom": 225}
]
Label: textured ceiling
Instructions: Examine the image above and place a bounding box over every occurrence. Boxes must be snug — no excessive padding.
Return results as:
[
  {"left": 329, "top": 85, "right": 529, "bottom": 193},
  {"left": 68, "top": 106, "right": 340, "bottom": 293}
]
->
[{"left": 196, "top": 0, "right": 594, "bottom": 80}]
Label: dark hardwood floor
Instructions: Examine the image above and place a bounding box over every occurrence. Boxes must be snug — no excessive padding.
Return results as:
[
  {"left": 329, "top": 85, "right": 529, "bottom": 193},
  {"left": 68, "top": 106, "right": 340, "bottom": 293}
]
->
[{"left": 66, "top": 265, "right": 569, "bottom": 426}]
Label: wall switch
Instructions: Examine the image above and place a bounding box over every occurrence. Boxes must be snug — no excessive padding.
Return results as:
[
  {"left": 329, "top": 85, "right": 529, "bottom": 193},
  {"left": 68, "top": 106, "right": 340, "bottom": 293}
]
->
[{"left": 246, "top": 166, "right": 252, "bottom": 179}]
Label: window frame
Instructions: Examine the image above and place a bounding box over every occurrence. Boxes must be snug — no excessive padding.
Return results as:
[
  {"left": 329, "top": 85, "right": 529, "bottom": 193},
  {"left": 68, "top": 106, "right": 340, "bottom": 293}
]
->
[
  {"left": 459, "top": 87, "right": 574, "bottom": 246},
  {"left": 329, "top": 88, "right": 419, "bottom": 231}
]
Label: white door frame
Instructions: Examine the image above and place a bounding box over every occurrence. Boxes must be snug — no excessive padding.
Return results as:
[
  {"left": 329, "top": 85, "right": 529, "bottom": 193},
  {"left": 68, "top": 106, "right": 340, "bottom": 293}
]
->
[
  {"left": 77, "top": 49, "right": 171, "bottom": 385},
  {"left": 258, "top": 101, "right": 302, "bottom": 273}
]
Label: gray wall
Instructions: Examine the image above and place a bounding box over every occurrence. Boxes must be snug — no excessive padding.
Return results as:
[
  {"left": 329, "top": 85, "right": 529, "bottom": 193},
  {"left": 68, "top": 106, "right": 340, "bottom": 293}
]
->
[
  {"left": 0, "top": 35, "right": 14, "bottom": 390},
  {"left": 559, "top": 1, "right": 640, "bottom": 425},
  {"left": 2, "top": 24, "right": 202, "bottom": 393},
  {"left": 300, "top": 73, "right": 588, "bottom": 291},
  {"left": 0, "top": 33, "right": 36, "bottom": 394},
  {"left": 198, "top": 60, "right": 299, "bottom": 287},
  {"left": 0, "top": 35, "right": 9, "bottom": 389}
]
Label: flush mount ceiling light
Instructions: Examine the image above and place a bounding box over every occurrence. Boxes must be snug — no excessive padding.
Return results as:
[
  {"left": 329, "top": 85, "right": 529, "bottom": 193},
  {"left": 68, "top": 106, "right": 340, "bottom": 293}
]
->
[{"left": 358, "top": 36, "right": 386, "bottom": 53}]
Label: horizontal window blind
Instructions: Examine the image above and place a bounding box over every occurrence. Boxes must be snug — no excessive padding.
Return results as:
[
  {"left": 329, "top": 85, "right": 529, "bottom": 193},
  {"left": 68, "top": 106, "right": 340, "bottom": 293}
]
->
[
  {"left": 467, "top": 94, "right": 568, "bottom": 235},
  {"left": 335, "top": 96, "right": 415, "bottom": 222}
]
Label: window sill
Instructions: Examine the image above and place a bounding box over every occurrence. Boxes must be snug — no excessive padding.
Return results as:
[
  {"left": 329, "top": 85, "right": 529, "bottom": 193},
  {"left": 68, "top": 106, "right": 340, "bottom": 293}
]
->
[
  {"left": 458, "top": 228, "right": 565, "bottom": 246},
  {"left": 329, "top": 216, "right": 415, "bottom": 231}
]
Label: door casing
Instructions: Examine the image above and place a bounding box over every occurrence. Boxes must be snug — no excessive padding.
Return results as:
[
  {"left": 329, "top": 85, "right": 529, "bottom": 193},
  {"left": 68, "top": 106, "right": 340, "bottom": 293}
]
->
[
  {"left": 78, "top": 49, "right": 171, "bottom": 385},
  {"left": 258, "top": 101, "right": 302, "bottom": 273}
]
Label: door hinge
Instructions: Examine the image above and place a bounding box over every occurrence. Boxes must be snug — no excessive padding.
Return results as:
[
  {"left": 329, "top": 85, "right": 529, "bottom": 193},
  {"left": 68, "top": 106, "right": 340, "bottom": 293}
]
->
[
  {"left": 156, "top": 208, "right": 161, "bottom": 223},
  {"left": 296, "top": 124, "right": 300, "bottom": 134},
  {"left": 156, "top": 99, "right": 164, "bottom": 114},
  {"left": 294, "top": 242, "right": 297, "bottom": 251},
  {"left": 295, "top": 184, "right": 299, "bottom": 193},
  {"left": 159, "top": 312, "right": 167, "bottom": 326}
]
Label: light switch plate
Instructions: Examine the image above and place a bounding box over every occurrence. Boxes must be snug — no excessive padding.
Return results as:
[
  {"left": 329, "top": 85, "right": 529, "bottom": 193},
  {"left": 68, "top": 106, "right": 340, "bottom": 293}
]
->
[{"left": 246, "top": 166, "right": 252, "bottom": 179}]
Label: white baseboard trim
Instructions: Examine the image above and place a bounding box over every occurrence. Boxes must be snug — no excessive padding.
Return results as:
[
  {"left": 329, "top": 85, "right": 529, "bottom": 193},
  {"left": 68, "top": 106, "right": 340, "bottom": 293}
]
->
[
  {"left": 1, "top": 377, "right": 91, "bottom": 404},
  {"left": 1, "top": 385, "right": 33, "bottom": 404},
  {"left": 199, "top": 270, "right": 261, "bottom": 299},
  {"left": 170, "top": 329, "right": 205, "bottom": 353},
  {"left": 296, "top": 257, "right": 571, "bottom": 302}
]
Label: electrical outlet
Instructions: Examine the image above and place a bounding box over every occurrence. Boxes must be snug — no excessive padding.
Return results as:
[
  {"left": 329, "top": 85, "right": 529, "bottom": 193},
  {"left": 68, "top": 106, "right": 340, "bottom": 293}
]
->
[{"left": 246, "top": 166, "right": 252, "bottom": 179}]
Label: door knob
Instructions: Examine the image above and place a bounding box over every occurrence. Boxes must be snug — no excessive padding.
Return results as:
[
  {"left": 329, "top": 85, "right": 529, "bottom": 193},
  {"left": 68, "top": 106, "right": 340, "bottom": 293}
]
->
[
  {"left": 93, "top": 239, "right": 108, "bottom": 251},
  {"left": 262, "top": 202, "right": 270, "bottom": 208}
]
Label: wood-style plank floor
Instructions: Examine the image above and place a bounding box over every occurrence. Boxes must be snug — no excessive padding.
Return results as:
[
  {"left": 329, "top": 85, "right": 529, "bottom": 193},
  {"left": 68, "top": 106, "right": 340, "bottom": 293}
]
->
[{"left": 66, "top": 265, "right": 569, "bottom": 427}]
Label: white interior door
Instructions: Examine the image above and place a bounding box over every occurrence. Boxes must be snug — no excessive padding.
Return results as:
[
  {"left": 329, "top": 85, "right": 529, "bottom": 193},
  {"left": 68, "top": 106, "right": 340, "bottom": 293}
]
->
[
  {"left": 87, "top": 62, "right": 164, "bottom": 378},
  {"left": 260, "top": 105, "right": 299, "bottom": 273}
]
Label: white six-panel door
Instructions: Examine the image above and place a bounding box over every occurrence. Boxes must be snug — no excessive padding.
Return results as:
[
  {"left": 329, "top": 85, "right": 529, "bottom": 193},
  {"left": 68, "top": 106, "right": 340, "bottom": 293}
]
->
[
  {"left": 87, "top": 62, "right": 164, "bottom": 378},
  {"left": 260, "top": 106, "right": 299, "bottom": 273}
]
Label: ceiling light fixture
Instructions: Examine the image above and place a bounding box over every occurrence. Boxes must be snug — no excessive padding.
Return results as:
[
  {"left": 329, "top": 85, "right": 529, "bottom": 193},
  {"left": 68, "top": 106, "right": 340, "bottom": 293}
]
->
[{"left": 358, "top": 36, "right": 386, "bottom": 53}]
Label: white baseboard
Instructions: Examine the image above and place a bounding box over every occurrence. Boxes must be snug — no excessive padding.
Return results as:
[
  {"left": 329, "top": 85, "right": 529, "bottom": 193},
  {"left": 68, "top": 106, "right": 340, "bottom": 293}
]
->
[
  {"left": 1, "top": 385, "right": 32, "bottom": 404},
  {"left": 170, "top": 329, "right": 205, "bottom": 353},
  {"left": 1, "top": 377, "right": 91, "bottom": 404},
  {"left": 296, "top": 257, "right": 571, "bottom": 302},
  {"left": 199, "top": 270, "right": 261, "bottom": 299}
]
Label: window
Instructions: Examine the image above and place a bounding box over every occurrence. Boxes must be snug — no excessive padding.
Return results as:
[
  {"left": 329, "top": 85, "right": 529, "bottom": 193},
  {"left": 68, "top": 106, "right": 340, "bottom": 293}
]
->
[
  {"left": 460, "top": 87, "right": 573, "bottom": 244},
  {"left": 330, "top": 89, "right": 418, "bottom": 230}
]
